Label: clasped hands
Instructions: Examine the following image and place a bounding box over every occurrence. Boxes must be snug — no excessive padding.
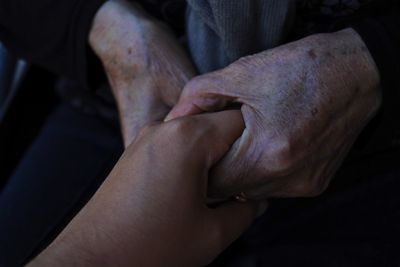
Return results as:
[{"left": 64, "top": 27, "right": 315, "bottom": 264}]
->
[
  {"left": 90, "top": 0, "right": 381, "bottom": 200},
  {"left": 29, "top": 0, "right": 382, "bottom": 266}
]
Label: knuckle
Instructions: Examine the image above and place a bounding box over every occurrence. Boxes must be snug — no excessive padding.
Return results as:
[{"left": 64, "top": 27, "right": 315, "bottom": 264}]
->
[
  {"left": 165, "top": 116, "right": 210, "bottom": 144},
  {"left": 267, "top": 136, "right": 294, "bottom": 172},
  {"left": 135, "top": 123, "right": 158, "bottom": 140},
  {"left": 168, "top": 117, "right": 197, "bottom": 135},
  {"left": 207, "top": 221, "right": 225, "bottom": 253},
  {"left": 292, "top": 179, "right": 324, "bottom": 197},
  {"left": 292, "top": 180, "right": 314, "bottom": 196},
  {"left": 163, "top": 123, "right": 185, "bottom": 144}
]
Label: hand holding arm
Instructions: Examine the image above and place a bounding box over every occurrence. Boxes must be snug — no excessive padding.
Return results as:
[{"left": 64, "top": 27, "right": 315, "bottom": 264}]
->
[{"left": 168, "top": 28, "right": 381, "bottom": 199}]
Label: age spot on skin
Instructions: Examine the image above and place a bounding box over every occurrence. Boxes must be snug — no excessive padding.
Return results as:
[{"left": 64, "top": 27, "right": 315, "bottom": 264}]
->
[
  {"left": 127, "top": 48, "right": 132, "bottom": 55},
  {"left": 325, "top": 51, "right": 333, "bottom": 58},
  {"left": 308, "top": 49, "right": 317, "bottom": 60}
]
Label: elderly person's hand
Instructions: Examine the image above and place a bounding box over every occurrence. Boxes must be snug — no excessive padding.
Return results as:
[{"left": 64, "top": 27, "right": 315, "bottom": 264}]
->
[
  {"left": 167, "top": 28, "right": 381, "bottom": 199},
  {"left": 28, "top": 110, "right": 266, "bottom": 267},
  {"left": 89, "top": 0, "right": 195, "bottom": 147}
]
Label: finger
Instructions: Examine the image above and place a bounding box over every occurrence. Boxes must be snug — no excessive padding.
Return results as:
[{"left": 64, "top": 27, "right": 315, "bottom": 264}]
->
[
  {"left": 165, "top": 75, "right": 236, "bottom": 121},
  {"left": 160, "top": 110, "right": 245, "bottom": 177},
  {"left": 207, "top": 201, "right": 268, "bottom": 253},
  {"left": 208, "top": 146, "right": 310, "bottom": 199},
  {"left": 233, "top": 156, "right": 330, "bottom": 199},
  {"left": 206, "top": 124, "right": 258, "bottom": 199},
  {"left": 158, "top": 110, "right": 245, "bottom": 199},
  {"left": 190, "top": 110, "right": 245, "bottom": 169}
]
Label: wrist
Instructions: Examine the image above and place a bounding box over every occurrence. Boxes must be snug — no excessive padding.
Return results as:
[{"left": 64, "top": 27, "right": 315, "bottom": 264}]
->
[
  {"left": 332, "top": 28, "right": 382, "bottom": 115},
  {"left": 333, "top": 28, "right": 381, "bottom": 88},
  {"left": 302, "top": 28, "right": 382, "bottom": 113}
]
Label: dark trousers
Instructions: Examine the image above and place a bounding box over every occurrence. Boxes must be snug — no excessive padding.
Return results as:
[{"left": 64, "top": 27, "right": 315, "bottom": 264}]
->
[
  {"left": 214, "top": 164, "right": 400, "bottom": 267},
  {"left": 1, "top": 102, "right": 399, "bottom": 267},
  {"left": 0, "top": 103, "right": 123, "bottom": 266}
]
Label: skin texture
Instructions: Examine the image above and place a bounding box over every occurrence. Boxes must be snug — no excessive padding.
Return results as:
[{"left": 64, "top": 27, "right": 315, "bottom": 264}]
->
[
  {"left": 28, "top": 111, "right": 266, "bottom": 267},
  {"left": 89, "top": 0, "right": 196, "bottom": 147},
  {"left": 167, "top": 28, "right": 382, "bottom": 199}
]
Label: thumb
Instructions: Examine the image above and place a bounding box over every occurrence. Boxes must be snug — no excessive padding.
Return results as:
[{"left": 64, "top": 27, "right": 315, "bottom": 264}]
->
[
  {"left": 165, "top": 75, "right": 236, "bottom": 121},
  {"left": 208, "top": 201, "right": 268, "bottom": 252}
]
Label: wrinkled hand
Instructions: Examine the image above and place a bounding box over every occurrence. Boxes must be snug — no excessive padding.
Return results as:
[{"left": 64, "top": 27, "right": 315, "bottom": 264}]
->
[
  {"left": 90, "top": 0, "right": 195, "bottom": 146},
  {"left": 167, "top": 28, "right": 381, "bottom": 199},
  {"left": 29, "top": 111, "right": 266, "bottom": 267}
]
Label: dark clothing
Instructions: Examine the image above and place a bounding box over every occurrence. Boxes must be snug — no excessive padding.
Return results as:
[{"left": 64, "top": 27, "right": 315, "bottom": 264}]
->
[
  {"left": 213, "top": 165, "right": 400, "bottom": 267},
  {"left": 0, "top": 0, "right": 400, "bottom": 266},
  {"left": 0, "top": 0, "right": 106, "bottom": 89},
  {"left": 0, "top": 0, "right": 398, "bottom": 90},
  {"left": 0, "top": 0, "right": 398, "bottom": 88},
  {"left": 0, "top": 103, "right": 123, "bottom": 266}
]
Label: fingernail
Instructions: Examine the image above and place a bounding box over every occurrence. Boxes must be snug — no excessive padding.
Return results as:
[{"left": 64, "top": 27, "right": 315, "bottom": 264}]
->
[
  {"left": 164, "top": 113, "right": 173, "bottom": 122},
  {"left": 256, "top": 201, "right": 268, "bottom": 218},
  {"left": 164, "top": 107, "right": 182, "bottom": 122}
]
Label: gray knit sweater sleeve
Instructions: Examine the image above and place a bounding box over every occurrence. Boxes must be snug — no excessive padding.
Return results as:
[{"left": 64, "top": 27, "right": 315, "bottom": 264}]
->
[{"left": 185, "top": 0, "right": 295, "bottom": 73}]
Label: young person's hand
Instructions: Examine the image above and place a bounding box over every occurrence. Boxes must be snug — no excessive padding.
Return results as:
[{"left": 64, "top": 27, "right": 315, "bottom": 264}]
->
[
  {"left": 90, "top": 0, "right": 196, "bottom": 147},
  {"left": 28, "top": 110, "right": 266, "bottom": 267}
]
